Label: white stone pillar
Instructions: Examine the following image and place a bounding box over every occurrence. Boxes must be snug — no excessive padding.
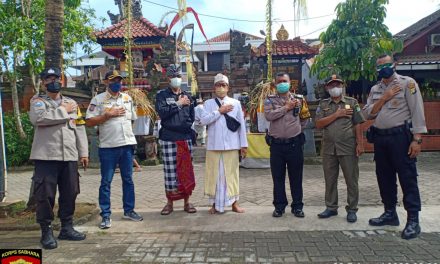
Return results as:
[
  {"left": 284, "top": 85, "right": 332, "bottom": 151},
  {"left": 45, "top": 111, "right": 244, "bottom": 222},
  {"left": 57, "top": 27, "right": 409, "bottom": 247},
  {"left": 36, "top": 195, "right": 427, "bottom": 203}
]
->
[{"left": 204, "top": 52, "right": 208, "bottom": 72}]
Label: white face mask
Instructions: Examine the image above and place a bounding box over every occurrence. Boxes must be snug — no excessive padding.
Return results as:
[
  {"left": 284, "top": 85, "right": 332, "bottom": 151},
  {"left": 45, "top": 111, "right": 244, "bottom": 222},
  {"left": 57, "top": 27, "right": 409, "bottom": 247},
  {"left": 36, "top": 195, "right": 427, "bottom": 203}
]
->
[
  {"left": 328, "top": 87, "right": 343, "bottom": 97},
  {"left": 170, "top": 77, "right": 182, "bottom": 88}
]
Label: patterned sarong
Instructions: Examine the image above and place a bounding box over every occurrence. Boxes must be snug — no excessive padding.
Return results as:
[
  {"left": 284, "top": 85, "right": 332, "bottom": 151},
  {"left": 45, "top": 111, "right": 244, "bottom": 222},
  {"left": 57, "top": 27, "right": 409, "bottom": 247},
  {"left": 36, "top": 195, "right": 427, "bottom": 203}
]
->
[{"left": 160, "top": 139, "right": 195, "bottom": 201}]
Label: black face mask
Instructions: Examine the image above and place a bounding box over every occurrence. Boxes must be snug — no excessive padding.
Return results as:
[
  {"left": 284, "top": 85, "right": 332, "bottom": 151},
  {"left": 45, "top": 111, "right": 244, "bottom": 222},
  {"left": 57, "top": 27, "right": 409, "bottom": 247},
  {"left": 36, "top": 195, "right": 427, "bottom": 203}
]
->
[
  {"left": 377, "top": 67, "right": 395, "bottom": 80},
  {"left": 46, "top": 82, "right": 61, "bottom": 93}
]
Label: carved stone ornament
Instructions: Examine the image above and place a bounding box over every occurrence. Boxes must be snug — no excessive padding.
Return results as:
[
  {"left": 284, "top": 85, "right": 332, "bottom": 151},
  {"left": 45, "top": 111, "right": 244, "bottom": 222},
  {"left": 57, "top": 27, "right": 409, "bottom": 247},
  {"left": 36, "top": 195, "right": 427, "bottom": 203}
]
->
[{"left": 276, "top": 24, "right": 289, "bottom": 41}]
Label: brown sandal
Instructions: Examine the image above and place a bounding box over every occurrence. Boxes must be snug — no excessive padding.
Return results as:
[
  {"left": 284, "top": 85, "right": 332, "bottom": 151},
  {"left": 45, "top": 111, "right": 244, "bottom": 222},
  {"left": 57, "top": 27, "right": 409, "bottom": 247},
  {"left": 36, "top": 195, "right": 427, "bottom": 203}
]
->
[
  {"left": 184, "top": 203, "right": 197, "bottom": 213},
  {"left": 161, "top": 204, "right": 173, "bottom": 215}
]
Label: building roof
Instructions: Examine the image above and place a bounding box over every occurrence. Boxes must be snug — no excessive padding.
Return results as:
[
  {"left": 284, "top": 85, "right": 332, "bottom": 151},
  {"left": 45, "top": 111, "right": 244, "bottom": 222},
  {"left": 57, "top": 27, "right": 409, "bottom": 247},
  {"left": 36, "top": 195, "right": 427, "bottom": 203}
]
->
[
  {"left": 396, "top": 54, "right": 440, "bottom": 65},
  {"left": 256, "top": 38, "right": 318, "bottom": 57},
  {"left": 78, "top": 51, "right": 114, "bottom": 59},
  {"left": 207, "top": 30, "right": 263, "bottom": 43},
  {"left": 395, "top": 9, "right": 440, "bottom": 42},
  {"left": 95, "top": 17, "right": 166, "bottom": 39}
]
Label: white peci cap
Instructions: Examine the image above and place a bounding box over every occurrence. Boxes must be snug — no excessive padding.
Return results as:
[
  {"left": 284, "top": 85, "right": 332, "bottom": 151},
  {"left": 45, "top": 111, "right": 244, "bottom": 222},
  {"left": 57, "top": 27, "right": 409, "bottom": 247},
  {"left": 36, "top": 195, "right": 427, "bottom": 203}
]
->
[{"left": 214, "top": 73, "right": 229, "bottom": 85}]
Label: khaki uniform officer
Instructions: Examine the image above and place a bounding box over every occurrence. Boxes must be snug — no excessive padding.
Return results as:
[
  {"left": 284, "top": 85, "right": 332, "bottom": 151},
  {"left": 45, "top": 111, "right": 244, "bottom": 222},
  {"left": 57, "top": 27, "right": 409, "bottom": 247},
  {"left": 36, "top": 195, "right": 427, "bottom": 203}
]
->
[
  {"left": 30, "top": 67, "right": 89, "bottom": 250},
  {"left": 315, "top": 75, "right": 365, "bottom": 223},
  {"left": 264, "top": 72, "right": 311, "bottom": 218},
  {"left": 363, "top": 54, "right": 427, "bottom": 240},
  {"left": 86, "top": 70, "right": 143, "bottom": 229}
]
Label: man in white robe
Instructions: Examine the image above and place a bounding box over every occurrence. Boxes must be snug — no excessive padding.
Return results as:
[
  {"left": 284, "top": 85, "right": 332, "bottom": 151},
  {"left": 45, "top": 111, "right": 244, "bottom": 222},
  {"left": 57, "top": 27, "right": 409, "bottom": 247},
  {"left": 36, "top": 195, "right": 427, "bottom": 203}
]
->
[{"left": 200, "top": 73, "right": 248, "bottom": 214}]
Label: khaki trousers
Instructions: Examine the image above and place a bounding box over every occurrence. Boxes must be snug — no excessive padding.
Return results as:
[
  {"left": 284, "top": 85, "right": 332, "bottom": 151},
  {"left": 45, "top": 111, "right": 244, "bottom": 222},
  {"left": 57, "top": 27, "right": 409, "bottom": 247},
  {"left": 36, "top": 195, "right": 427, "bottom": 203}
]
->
[{"left": 322, "top": 154, "right": 359, "bottom": 212}]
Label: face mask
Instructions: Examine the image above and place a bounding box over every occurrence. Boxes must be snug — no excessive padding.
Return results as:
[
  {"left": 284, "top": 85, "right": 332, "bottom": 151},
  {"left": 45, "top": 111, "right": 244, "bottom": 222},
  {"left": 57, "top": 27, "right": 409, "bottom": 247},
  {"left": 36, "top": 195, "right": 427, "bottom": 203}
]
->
[
  {"left": 215, "top": 87, "right": 228, "bottom": 98},
  {"left": 170, "top": 77, "right": 182, "bottom": 88},
  {"left": 109, "top": 82, "right": 122, "bottom": 93},
  {"left": 46, "top": 82, "right": 61, "bottom": 93},
  {"left": 377, "top": 66, "right": 395, "bottom": 80},
  {"left": 276, "top": 82, "right": 290, "bottom": 93},
  {"left": 328, "top": 87, "right": 343, "bottom": 97}
]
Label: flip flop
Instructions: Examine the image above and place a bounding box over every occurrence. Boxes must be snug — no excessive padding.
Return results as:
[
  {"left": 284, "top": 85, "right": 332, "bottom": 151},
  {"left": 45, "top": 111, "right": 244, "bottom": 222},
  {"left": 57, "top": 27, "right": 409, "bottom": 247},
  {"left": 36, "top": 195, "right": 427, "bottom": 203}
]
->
[
  {"left": 160, "top": 204, "right": 173, "bottom": 215},
  {"left": 184, "top": 203, "right": 197, "bottom": 213}
]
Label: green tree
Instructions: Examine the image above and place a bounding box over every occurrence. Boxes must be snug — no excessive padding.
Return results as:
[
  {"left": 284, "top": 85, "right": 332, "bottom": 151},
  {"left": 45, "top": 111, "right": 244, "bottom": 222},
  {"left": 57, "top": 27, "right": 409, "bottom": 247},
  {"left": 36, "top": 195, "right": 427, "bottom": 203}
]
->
[
  {"left": 311, "top": 0, "right": 403, "bottom": 82},
  {"left": 0, "top": 0, "right": 96, "bottom": 138}
]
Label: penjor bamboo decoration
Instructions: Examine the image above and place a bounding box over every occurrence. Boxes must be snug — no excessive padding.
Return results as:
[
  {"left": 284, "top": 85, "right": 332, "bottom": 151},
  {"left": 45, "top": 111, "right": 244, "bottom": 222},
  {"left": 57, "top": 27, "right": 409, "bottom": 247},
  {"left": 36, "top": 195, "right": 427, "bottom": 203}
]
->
[
  {"left": 124, "top": 0, "right": 134, "bottom": 87},
  {"left": 123, "top": 0, "right": 157, "bottom": 120},
  {"left": 266, "top": 0, "right": 273, "bottom": 82}
]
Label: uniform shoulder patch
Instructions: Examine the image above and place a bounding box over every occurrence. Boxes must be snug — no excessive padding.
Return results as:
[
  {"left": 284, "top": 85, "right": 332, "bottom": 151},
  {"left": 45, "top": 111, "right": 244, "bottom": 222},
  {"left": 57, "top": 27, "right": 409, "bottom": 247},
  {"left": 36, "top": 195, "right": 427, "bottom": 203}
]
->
[
  {"left": 264, "top": 98, "right": 272, "bottom": 105},
  {"left": 34, "top": 101, "right": 44, "bottom": 107},
  {"left": 88, "top": 104, "right": 96, "bottom": 112},
  {"left": 408, "top": 81, "right": 417, "bottom": 94}
]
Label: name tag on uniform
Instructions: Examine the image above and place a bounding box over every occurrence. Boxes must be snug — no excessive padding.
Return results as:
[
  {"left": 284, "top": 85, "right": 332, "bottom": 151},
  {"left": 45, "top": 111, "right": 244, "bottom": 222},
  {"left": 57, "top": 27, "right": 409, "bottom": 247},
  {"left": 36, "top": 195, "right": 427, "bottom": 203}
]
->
[{"left": 166, "top": 98, "right": 176, "bottom": 105}]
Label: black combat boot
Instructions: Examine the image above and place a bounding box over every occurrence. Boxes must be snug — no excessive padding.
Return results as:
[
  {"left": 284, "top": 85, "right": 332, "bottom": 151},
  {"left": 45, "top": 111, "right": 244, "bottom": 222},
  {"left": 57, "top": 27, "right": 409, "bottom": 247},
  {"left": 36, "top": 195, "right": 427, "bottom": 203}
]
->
[
  {"left": 368, "top": 208, "right": 400, "bottom": 226},
  {"left": 40, "top": 224, "right": 57, "bottom": 249},
  {"left": 401, "top": 212, "right": 421, "bottom": 240},
  {"left": 58, "top": 220, "right": 86, "bottom": 241}
]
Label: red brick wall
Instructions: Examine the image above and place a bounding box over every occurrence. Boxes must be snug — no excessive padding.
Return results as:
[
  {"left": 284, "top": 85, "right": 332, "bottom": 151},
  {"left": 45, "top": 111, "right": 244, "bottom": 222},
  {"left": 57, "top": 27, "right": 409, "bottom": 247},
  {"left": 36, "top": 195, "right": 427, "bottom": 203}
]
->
[{"left": 361, "top": 101, "right": 440, "bottom": 152}]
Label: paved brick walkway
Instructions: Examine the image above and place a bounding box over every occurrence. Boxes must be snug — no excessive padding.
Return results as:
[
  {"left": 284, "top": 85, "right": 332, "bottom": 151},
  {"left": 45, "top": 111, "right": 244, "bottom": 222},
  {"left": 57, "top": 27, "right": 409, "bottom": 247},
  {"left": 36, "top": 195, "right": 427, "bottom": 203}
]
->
[
  {"left": 2, "top": 152, "right": 440, "bottom": 263},
  {"left": 1, "top": 230, "right": 440, "bottom": 263},
  {"left": 5, "top": 153, "right": 440, "bottom": 209}
]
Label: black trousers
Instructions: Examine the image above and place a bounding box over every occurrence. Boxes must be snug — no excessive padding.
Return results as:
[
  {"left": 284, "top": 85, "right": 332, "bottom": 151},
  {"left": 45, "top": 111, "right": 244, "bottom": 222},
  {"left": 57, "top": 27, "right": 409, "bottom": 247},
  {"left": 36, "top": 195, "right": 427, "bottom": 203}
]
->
[
  {"left": 33, "top": 160, "right": 80, "bottom": 225},
  {"left": 373, "top": 131, "right": 421, "bottom": 213},
  {"left": 270, "top": 138, "right": 304, "bottom": 211}
]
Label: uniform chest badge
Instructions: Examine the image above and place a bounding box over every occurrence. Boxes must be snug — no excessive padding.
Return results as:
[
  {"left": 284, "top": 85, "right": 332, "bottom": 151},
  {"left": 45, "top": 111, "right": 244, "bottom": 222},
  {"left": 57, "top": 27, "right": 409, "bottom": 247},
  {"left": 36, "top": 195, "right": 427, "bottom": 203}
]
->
[
  {"left": 408, "top": 81, "right": 417, "bottom": 94},
  {"left": 392, "top": 100, "right": 399, "bottom": 107}
]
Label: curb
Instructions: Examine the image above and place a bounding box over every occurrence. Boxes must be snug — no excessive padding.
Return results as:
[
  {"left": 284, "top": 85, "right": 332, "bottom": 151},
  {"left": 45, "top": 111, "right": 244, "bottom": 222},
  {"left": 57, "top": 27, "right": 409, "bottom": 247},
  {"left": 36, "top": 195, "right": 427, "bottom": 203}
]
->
[{"left": 0, "top": 206, "right": 100, "bottom": 231}]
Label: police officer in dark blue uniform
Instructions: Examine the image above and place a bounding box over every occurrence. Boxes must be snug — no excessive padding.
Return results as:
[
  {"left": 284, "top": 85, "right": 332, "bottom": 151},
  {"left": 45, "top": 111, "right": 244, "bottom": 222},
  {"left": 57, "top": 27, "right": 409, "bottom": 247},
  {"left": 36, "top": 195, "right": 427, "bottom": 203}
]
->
[{"left": 363, "top": 54, "right": 427, "bottom": 239}]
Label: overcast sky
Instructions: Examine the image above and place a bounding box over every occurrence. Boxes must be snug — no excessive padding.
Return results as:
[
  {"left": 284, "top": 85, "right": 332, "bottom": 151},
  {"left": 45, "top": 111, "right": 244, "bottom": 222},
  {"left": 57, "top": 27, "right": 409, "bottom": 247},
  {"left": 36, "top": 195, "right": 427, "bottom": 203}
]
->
[{"left": 87, "top": 0, "right": 440, "bottom": 42}]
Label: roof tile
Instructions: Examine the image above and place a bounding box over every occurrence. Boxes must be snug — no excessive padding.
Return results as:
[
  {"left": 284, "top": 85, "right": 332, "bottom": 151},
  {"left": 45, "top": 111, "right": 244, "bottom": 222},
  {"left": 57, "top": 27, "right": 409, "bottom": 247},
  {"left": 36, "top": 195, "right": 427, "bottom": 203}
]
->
[
  {"left": 95, "top": 17, "right": 166, "bottom": 39},
  {"left": 256, "top": 39, "right": 318, "bottom": 57},
  {"left": 395, "top": 9, "right": 440, "bottom": 42},
  {"left": 207, "top": 30, "right": 263, "bottom": 43}
]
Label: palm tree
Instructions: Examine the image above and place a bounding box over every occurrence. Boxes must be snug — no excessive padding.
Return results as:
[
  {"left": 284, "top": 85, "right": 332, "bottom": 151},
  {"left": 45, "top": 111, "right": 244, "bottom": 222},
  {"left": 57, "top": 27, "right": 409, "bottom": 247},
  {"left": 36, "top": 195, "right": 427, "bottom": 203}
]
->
[{"left": 44, "top": 0, "right": 65, "bottom": 68}]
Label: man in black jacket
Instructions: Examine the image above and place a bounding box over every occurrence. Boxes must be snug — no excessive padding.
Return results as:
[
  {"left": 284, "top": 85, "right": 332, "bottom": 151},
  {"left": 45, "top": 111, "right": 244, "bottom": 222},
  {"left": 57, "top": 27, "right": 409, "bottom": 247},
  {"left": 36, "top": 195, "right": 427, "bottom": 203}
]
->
[{"left": 155, "top": 64, "right": 197, "bottom": 215}]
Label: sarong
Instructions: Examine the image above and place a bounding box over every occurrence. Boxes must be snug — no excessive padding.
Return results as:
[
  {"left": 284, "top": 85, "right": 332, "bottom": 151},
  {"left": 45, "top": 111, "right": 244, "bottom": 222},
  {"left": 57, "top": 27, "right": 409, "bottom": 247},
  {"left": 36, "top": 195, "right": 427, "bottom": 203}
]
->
[
  {"left": 160, "top": 139, "right": 195, "bottom": 201},
  {"left": 205, "top": 150, "right": 240, "bottom": 212}
]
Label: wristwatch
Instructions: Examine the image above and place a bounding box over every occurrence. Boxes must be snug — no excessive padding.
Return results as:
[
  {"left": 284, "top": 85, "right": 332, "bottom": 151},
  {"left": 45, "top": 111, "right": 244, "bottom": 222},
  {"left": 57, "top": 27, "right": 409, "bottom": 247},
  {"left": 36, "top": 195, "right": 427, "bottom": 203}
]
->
[{"left": 413, "top": 137, "right": 423, "bottom": 144}]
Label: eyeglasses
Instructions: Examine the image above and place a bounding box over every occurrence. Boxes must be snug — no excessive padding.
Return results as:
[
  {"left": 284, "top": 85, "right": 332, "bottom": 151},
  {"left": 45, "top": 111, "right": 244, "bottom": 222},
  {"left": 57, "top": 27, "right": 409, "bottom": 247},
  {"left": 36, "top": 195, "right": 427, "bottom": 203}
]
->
[
  {"left": 376, "top": 63, "right": 393, "bottom": 71},
  {"left": 215, "top": 83, "right": 228, "bottom": 87}
]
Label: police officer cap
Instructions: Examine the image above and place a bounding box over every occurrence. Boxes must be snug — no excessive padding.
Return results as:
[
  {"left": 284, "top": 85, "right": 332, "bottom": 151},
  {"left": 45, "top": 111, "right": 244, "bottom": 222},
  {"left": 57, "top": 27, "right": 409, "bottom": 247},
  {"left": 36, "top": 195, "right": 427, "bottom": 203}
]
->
[
  {"left": 40, "top": 67, "right": 61, "bottom": 79},
  {"left": 325, "top": 74, "right": 344, "bottom": 86},
  {"left": 104, "top": 70, "right": 123, "bottom": 80}
]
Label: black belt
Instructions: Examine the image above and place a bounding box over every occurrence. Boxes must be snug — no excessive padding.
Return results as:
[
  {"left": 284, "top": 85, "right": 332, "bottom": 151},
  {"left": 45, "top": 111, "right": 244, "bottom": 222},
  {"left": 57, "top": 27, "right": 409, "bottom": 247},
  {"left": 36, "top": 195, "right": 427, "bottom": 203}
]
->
[
  {"left": 372, "top": 123, "right": 410, "bottom": 136},
  {"left": 270, "top": 134, "right": 302, "bottom": 144}
]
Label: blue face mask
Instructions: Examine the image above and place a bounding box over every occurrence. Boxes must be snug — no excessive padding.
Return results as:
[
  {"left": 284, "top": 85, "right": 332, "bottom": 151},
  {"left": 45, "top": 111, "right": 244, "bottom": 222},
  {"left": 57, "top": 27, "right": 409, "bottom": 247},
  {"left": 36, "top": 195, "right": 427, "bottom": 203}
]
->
[
  {"left": 377, "top": 66, "right": 395, "bottom": 80},
  {"left": 109, "top": 82, "right": 122, "bottom": 93},
  {"left": 276, "top": 82, "right": 290, "bottom": 93}
]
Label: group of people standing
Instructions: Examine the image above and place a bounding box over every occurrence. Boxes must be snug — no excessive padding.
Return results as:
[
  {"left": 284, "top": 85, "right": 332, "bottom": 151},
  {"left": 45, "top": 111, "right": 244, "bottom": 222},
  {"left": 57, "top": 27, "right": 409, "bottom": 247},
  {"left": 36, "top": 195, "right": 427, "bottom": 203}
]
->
[
  {"left": 29, "top": 53, "right": 426, "bottom": 250},
  {"left": 154, "top": 66, "right": 248, "bottom": 215}
]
